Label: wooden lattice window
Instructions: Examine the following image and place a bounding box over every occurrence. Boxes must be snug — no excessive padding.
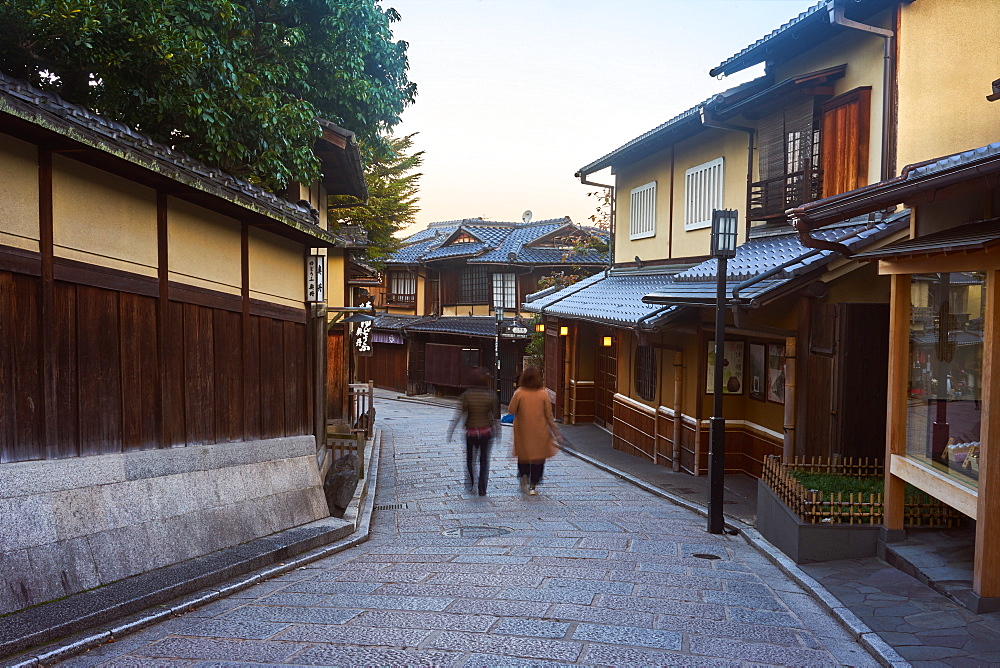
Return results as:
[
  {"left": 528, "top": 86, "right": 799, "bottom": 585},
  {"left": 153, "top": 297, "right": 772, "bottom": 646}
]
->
[
  {"left": 492, "top": 272, "right": 517, "bottom": 310},
  {"left": 684, "top": 159, "right": 724, "bottom": 231},
  {"left": 458, "top": 266, "right": 489, "bottom": 304},
  {"left": 635, "top": 344, "right": 656, "bottom": 402},
  {"left": 629, "top": 181, "right": 656, "bottom": 239},
  {"left": 388, "top": 271, "right": 416, "bottom": 306}
]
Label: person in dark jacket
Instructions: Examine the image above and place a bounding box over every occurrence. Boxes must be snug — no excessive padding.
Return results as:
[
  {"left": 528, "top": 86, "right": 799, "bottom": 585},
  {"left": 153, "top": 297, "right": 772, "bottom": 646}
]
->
[{"left": 448, "top": 368, "right": 500, "bottom": 496}]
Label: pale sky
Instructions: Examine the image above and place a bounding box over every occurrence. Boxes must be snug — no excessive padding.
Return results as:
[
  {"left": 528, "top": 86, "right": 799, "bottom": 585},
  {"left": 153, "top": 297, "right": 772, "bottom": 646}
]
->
[{"left": 388, "top": 0, "right": 820, "bottom": 235}]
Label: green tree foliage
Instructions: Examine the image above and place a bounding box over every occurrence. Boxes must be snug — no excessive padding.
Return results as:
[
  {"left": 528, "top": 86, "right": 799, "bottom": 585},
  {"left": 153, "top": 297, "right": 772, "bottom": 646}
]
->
[
  {"left": 330, "top": 133, "right": 423, "bottom": 265},
  {"left": 0, "top": 0, "right": 416, "bottom": 192}
]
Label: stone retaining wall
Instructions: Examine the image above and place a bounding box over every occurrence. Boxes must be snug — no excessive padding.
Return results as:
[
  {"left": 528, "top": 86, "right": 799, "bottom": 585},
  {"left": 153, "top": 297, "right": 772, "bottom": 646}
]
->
[{"left": 0, "top": 436, "right": 328, "bottom": 615}]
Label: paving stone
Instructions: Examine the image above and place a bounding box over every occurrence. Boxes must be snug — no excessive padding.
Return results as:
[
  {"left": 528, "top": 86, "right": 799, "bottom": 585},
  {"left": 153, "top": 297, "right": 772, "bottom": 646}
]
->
[
  {"left": 572, "top": 622, "right": 682, "bottom": 650},
  {"left": 726, "top": 607, "right": 804, "bottom": 628},
  {"left": 280, "top": 580, "right": 380, "bottom": 595},
  {"left": 654, "top": 616, "right": 803, "bottom": 644},
  {"left": 601, "top": 594, "right": 726, "bottom": 620},
  {"left": 176, "top": 619, "right": 291, "bottom": 640},
  {"left": 497, "top": 586, "right": 595, "bottom": 605},
  {"left": 220, "top": 605, "right": 361, "bottom": 625},
  {"left": 373, "top": 582, "right": 502, "bottom": 598},
  {"left": 491, "top": 618, "right": 571, "bottom": 639},
  {"left": 289, "top": 646, "right": 461, "bottom": 666},
  {"left": 425, "top": 572, "right": 543, "bottom": 587},
  {"left": 321, "top": 593, "right": 453, "bottom": 611},
  {"left": 701, "top": 589, "right": 787, "bottom": 611},
  {"left": 275, "top": 623, "right": 430, "bottom": 646},
  {"left": 132, "top": 637, "right": 305, "bottom": 663},
  {"left": 347, "top": 610, "right": 498, "bottom": 632},
  {"left": 460, "top": 653, "right": 575, "bottom": 667},
  {"left": 547, "top": 603, "right": 657, "bottom": 629},
  {"left": 426, "top": 630, "right": 583, "bottom": 662},
  {"left": 253, "top": 592, "right": 332, "bottom": 607},
  {"left": 445, "top": 598, "right": 551, "bottom": 618},
  {"left": 582, "top": 644, "right": 740, "bottom": 668},
  {"left": 687, "top": 635, "right": 843, "bottom": 665}
]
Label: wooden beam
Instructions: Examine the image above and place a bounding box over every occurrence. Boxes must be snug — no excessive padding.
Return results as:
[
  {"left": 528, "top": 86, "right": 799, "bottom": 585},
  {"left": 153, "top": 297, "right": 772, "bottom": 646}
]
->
[
  {"left": 39, "top": 149, "right": 59, "bottom": 458},
  {"left": 975, "top": 268, "right": 1000, "bottom": 599},
  {"left": 157, "top": 192, "right": 169, "bottom": 447},
  {"left": 883, "top": 274, "right": 910, "bottom": 531},
  {"left": 879, "top": 251, "right": 1000, "bottom": 275},
  {"left": 890, "top": 454, "right": 978, "bottom": 519}
]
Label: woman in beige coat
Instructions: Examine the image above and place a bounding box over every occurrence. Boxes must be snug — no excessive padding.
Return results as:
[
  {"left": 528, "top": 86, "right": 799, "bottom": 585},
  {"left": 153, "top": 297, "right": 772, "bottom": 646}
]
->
[{"left": 508, "top": 366, "right": 562, "bottom": 495}]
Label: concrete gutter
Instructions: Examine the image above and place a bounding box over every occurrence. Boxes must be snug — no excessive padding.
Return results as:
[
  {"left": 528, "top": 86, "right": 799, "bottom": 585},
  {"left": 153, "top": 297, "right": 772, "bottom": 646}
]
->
[
  {"left": 558, "top": 443, "right": 909, "bottom": 668},
  {"left": 2, "top": 432, "right": 383, "bottom": 668}
]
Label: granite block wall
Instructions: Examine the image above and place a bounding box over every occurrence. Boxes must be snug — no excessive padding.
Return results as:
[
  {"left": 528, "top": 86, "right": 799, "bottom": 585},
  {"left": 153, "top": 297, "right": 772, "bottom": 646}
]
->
[{"left": 0, "top": 436, "right": 328, "bottom": 615}]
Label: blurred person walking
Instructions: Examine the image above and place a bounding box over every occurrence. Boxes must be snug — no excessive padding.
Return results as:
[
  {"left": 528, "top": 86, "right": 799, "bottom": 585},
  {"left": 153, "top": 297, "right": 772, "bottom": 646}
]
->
[
  {"left": 447, "top": 368, "right": 499, "bottom": 496},
  {"left": 508, "top": 366, "right": 562, "bottom": 495}
]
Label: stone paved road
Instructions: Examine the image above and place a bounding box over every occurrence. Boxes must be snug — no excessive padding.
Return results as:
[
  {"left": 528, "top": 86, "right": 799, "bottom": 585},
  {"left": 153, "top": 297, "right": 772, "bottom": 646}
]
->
[{"left": 57, "top": 397, "right": 879, "bottom": 667}]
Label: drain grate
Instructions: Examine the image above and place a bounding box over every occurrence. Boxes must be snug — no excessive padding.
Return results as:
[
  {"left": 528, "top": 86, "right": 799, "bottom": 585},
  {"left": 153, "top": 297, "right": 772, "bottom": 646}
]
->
[
  {"left": 373, "top": 503, "right": 408, "bottom": 511},
  {"left": 691, "top": 553, "right": 723, "bottom": 560},
  {"left": 442, "top": 525, "right": 512, "bottom": 538}
]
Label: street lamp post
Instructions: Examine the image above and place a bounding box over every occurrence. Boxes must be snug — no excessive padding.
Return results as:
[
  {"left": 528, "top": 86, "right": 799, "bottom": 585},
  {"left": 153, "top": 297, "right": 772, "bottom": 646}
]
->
[
  {"left": 495, "top": 307, "right": 504, "bottom": 406},
  {"left": 708, "top": 209, "right": 739, "bottom": 535}
]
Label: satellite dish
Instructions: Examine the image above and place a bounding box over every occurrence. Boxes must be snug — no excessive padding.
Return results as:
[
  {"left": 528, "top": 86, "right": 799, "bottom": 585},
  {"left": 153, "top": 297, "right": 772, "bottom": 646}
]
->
[{"left": 522, "top": 210, "right": 532, "bottom": 224}]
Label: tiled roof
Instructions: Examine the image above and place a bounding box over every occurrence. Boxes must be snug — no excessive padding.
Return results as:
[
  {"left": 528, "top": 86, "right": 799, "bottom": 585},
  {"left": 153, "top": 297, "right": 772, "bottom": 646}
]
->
[
  {"left": 387, "top": 218, "right": 608, "bottom": 267},
  {"left": 643, "top": 214, "right": 908, "bottom": 306},
  {"left": 0, "top": 72, "right": 342, "bottom": 247},
  {"left": 403, "top": 316, "right": 527, "bottom": 338},
  {"left": 530, "top": 214, "right": 908, "bottom": 326},
  {"left": 907, "top": 142, "right": 1000, "bottom": 180},
  {"left": 852, "top": 218, "right": 1000, "bottom": 261},
  {"left": 709, "top": 0, "right": 895, "bottom": 78},
  {"left": 672, "top": 220, "right": 892, "bottom": 283},
  {"left": 523, "top": 270, "right": 682, "bottom": 328},
  {"left": 371, "top": 313, "right": 434, "bottom": 331}
]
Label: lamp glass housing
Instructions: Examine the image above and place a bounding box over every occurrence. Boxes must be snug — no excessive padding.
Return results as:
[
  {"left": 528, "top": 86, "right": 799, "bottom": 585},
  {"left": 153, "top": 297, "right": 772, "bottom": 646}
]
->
[
  {"left": 602, "top": 336, "right": 613, "bottom": 347},
  {"left": 559, "top": 326, "right": 569, "bottom": 336},
  {"left": 710, "top": 209, "right": 739, "bottom": 259},
  {"left": 535, "top": 323, "right": 545, "bottom": 332}
]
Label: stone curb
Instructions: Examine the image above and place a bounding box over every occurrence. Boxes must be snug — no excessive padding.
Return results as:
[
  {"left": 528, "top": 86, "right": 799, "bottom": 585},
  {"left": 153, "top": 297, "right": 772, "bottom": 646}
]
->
[
  {"left": 558, "top": 444, "right": 909, "bottom": 668},
  {"left": 2, "top": 431, "right": 383, "bottom": 668}
]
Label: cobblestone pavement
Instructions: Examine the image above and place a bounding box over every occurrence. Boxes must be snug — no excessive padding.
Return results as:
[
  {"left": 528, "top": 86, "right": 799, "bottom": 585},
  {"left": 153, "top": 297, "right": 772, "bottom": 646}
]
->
[
  {"left": 57, "top": 397, "right": 879, "bottom": 667},
  {"left": 803, "top": 558, "right": 1000, "bottom": 667}
]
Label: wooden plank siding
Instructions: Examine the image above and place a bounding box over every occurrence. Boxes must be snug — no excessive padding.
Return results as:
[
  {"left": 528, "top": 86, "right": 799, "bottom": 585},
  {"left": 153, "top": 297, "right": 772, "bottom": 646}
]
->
[{"left": 0, "top": 256, "right": 311, "bottom": 463}]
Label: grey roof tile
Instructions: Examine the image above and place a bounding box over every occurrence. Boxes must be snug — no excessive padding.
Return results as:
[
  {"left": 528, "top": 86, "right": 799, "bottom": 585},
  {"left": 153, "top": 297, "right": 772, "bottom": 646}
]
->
[
  {"left": 523, "top": 270, "right": 682, "bottom": 327},
  {"left": 907, "top": 142, "right": 1000, "bottom": 180},
  {"left": 403, "top": 316, "right": 528, "bottom": 338},
  {"left": 386, "top": 218, "right": 608, "bottom": 267},
  {"left": 0, "top": 73, "right": 340, "bottom": 245}
]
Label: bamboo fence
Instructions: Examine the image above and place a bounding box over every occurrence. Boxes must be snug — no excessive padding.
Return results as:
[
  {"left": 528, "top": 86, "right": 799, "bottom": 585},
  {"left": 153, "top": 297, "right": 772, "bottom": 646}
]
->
[{"left": 761, "top": 455, "right": 962, "bottom": 527}]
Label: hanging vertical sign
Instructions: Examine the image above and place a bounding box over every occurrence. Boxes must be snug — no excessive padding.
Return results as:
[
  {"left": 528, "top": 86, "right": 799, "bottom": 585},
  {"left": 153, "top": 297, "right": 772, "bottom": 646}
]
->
[
  {"left": 306, "top": 255, "right": 326, "bottom": 303},
  {"left": 354, "top": 299, "right": 374, "bottom": 357}
]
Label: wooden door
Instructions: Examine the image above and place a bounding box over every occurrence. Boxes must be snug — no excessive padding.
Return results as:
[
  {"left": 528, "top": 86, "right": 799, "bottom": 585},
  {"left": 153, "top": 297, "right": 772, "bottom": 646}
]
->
[{"left": 595, "top": 329, "right": 617, "bottom": 428}]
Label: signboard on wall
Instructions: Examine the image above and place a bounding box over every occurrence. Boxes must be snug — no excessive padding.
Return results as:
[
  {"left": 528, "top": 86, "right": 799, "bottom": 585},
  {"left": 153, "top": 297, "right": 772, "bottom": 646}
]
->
[{"left": 306, "top": 255, "right": 326, "bottom": 303}]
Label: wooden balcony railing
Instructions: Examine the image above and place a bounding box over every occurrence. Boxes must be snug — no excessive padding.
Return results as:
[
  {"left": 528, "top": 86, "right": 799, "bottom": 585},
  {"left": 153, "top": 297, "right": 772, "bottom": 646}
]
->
[{"left": 750, "top": 168, "right": 823, "bottom": 220}]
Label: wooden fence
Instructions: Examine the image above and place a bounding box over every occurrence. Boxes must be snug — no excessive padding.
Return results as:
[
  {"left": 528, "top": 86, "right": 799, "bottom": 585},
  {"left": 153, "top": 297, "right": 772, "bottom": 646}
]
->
[{"left": 761, "top": 455, "right": 962, "bottom": 527}]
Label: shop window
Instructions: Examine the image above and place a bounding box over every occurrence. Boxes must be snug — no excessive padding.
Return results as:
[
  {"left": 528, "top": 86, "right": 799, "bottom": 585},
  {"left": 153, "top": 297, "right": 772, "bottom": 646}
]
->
[
  {"left": 635, "top": 344, "right": 656, "bottom": 401},
  {"left": 906, "top": 272, "right": 985, "bottom": 488},
  {"left": 458, "top": 266, "right": 489, "bottom": 304},
  {"left": 492, "top": 272, "right": 517, "bottom": 310}
]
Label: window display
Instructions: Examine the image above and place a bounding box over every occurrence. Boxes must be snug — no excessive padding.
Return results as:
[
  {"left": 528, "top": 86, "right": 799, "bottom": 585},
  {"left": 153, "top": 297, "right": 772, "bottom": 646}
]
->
[{"left": 906, "top": 272, "right": 984, "bottom": 487}]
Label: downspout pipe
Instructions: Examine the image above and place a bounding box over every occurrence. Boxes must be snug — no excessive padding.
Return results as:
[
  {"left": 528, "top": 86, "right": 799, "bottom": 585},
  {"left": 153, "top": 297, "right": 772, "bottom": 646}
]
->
[
  {"left": 578, "top": 174, "right": 615, "bottom": 268},
  {"left": 699, "top": 105, "right": 755, "bottom": 237},
  {"left": 828, "top": 0, "right": 895, "bottom": 182}
]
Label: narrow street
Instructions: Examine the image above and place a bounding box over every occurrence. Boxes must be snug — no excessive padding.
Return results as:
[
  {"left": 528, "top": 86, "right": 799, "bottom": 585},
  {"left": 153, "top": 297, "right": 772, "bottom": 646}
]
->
[{"left": 56, "top": 396, "right": 879, "bottom": 667}]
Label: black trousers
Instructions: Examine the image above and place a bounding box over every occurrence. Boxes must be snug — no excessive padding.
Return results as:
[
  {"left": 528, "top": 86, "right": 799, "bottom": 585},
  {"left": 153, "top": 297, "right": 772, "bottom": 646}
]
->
[
  {"left": 466, "top": 431, "right": 493, "bottom": 493},
  {"left": 517, "top": 459, "right": 545, "bottom": 486}
]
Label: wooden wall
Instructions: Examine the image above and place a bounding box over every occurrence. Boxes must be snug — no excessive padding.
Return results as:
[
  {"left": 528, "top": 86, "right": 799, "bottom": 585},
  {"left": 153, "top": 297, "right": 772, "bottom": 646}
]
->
[{"left": 0, "top": 247, "right": 311, "bottom": 463}]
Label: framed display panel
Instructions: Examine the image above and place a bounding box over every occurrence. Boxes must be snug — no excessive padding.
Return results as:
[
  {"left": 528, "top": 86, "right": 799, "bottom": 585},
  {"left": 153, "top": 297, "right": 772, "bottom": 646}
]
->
[
  {"left": 767, "top": 343, "right": 785, "bottom": 404},
  {"left": 749, "top": 343, "right": 766, "bottom": 402},
  {"left": 707, "top": 340, "right": 744, "bottom": 395}
]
